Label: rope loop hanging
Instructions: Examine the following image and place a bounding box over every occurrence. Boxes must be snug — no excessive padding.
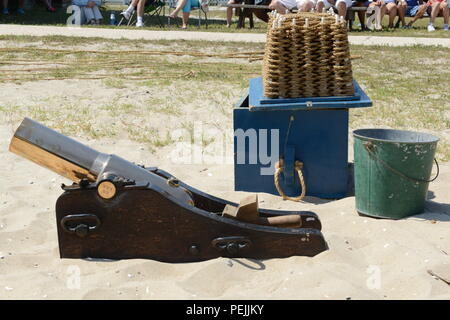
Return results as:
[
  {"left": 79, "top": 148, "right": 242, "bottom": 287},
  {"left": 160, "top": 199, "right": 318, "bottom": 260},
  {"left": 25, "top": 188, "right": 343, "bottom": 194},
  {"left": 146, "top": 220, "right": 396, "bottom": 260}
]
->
[{"left": 274, "top": 159, "right": 306, "bottom": 202}]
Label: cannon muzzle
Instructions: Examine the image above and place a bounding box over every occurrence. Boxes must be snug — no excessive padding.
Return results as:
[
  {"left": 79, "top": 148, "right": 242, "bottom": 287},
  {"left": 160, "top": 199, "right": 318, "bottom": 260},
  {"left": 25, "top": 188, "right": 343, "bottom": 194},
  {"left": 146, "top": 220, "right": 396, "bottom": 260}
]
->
[{"left": 9, "top": 118, "right": 194, "bottom": 205}]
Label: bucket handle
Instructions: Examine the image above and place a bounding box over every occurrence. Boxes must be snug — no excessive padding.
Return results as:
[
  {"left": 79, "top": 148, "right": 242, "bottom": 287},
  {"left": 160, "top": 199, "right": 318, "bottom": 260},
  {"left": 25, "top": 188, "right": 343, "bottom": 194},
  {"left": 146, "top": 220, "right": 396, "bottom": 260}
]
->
[
  {"left": 364, "top": 141, "right": 439, "bottom": 183},
  {"left": 274, "top": 159, "right": 306, "bottom": 202}
]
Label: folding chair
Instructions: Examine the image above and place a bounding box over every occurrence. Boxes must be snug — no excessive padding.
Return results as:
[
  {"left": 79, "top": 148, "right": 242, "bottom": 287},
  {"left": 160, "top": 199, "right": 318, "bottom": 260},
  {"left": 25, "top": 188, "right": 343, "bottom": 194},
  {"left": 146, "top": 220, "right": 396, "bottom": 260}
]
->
[
  {"left": 101, "top": 0, "right": 130, "bottom": 20},
  {"left": 167, "top": 0, "right": 209, "bottom": 28},
  {"left": 117, "top": 0, "right": 166, "bottom": 27}
]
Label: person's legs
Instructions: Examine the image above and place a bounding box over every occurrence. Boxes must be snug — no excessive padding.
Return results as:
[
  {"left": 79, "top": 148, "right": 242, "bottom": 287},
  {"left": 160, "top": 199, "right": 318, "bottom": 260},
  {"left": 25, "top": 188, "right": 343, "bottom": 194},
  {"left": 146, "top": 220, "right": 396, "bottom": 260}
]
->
[
  {"left": 440, "top": 1, "right": 449, "bottom": 25},
  {"left": 407, "top": 4, "right": 427, "bottom": 26},
  {"left": 181, "top": 11, "right": 190, "bottom": 28},
  {"left": 336, "top": 0, "right": 348, "bottom": 18},
  {"left": 137, "top": 0, "right": 146, "bottom": 17},
  {"left": 379, "top": 2, "right": 388, "bottom": 25},
  {"left": 316, "top": 0, "right": 324, "bottom": 12},
  {"left": 429, "top": 1, "right": 440, "bottom": 25},
  {"left": 93, "top": 5, "right": 103, "bottom": 23},
  {"left": 297, "top": 0, "right": 315, "bottom": 11},
  {"left": 122, "top": 0, "right": 139, "bottom": 20},
  {"left": 268, "top": 0, "right": 289, "bottom": 13},
  {"left": 354, "top": 1, "right": 369, "bottom": 29},
  {"left": 170, "top": 0, "right": 189, "bottom": 17},
  {"left": 83, "top": 7, "right": 95, "bottom": 23},
  {"left": 17, "top": 0, "right": 24, "bottom": 13},
  {"left": 2, "top": 0, "right": 8, "bottom": 14},
  {"left": 426, "top": 1, "right": 438, "bottom": 30},
  {"left": 428, "top": 1, "right": 441, "bottom": 32},
  {"left": 43, "top": 0, "right": 56, "bottom": 10},
  {"left": 397, "top": 0, "right": 407, "bottom": 26},
  {"left": 180, "top": 0, "right": 198, "bottom": 28},
  {"left": 136, "top": 0, "right": 147, "bottom": 26},
  {"left": 226, "top": 0, "right": 236, "bottom": 26},
  {"left": 316, "top": 0, "right": 333, "bottom": 13},
  {"left": 384, "top": 2, "right": 397, "bottom": 27}
]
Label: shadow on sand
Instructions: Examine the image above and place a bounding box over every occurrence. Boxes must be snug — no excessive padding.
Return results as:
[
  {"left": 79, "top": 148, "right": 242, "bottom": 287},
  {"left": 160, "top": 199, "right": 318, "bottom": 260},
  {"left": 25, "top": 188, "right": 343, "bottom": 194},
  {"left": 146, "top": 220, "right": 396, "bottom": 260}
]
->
[{"left": 231, "top": 258, "right": 266, "bottom": 271}]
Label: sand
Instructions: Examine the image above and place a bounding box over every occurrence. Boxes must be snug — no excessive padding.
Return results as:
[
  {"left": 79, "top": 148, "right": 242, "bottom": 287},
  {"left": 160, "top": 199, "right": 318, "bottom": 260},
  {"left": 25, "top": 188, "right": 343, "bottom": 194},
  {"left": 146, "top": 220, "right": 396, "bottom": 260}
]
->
[{"left": 1, "top": 116, "right": 449, "bottom": 299}]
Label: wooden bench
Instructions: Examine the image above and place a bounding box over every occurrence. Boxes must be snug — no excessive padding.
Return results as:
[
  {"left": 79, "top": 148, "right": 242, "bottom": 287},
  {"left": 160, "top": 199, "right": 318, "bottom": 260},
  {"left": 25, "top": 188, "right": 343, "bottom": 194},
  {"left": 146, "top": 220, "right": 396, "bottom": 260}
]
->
[{"left": 221, "top": 2, "right": 271, "bottom": 28}]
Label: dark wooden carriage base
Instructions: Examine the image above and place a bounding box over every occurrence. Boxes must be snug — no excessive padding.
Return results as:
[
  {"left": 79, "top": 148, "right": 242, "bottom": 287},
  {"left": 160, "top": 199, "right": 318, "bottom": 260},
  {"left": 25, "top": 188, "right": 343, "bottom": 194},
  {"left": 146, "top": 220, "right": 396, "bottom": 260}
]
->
[{"left": 56, "top": 168, "right": 328, "bottom": 263}]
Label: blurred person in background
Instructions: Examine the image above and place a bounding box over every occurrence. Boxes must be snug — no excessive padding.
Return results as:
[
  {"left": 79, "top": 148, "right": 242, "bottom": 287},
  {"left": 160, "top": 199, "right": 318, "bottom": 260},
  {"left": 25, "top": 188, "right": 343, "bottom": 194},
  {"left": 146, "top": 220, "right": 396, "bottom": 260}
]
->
[
  {"left": 368, "top": 0, "right": 398, "bottom": 28},
  {"left": 352, "top": 0, "right": 371, "bottom": 30},
  {"left": 42, "top": 0, "right": 56, "bottom": 12},
  {"left": 397, "top": 0, "right": 427, "bottom": 28},
  {"left": 316, "top": 0, "right": 353, "bottom": 19},
  {"left": 120, "top": 0, "right": 147, "bottom": 27},
  {"left": 2, "top": 0, "right": 25, "bottom": 14},
  {"left": 73, "top": 0, "right": 103, "bottom": 24},
  {"left": 426, "top": 0, "right": 448, "bottom": 30}
]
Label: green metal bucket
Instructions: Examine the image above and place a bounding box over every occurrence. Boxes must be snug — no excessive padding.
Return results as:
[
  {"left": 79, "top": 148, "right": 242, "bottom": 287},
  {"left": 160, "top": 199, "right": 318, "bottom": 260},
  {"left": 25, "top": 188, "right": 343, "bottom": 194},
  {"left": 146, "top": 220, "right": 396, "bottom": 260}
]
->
[{"left": 353, "top": 129, "right": 439, "bottom": 219}]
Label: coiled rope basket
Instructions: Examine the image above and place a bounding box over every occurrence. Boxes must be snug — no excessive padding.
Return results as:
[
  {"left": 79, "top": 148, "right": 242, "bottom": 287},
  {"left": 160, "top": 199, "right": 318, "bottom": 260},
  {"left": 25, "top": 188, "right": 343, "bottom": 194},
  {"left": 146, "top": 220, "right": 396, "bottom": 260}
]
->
[{"left": 263, "top": 12, "right": 354, "bottom": 99}]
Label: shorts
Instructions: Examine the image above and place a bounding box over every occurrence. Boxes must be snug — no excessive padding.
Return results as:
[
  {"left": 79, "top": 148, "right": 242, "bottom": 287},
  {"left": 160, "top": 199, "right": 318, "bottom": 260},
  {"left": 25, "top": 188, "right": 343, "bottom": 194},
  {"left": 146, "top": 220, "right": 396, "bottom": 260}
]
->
[
  {"left": 406, "top": 4, "right": 421, "bottom": 15},
  {"left": 384, "top": 0, "right": 396, "bottom": 4},
  {"left": 280, "top": 0, "right": 316, "bottom": 9},
  {"left": 318, "top": 0, "right": 353, "bottom": 9},
  {"left": 298, "top": 0, "right": 317, "bottom": 6},
  {"left": 255, "top": 0, "right": 271, "bottom": 4},
  {"left": 182, "top": 0, "right": 200, "bottom": 12},
  {"left": 426, "top": 0, "right": 443, "bottom": 6},
  {"left": 352, "top": 0, "right": 370, "bottom": 6}
]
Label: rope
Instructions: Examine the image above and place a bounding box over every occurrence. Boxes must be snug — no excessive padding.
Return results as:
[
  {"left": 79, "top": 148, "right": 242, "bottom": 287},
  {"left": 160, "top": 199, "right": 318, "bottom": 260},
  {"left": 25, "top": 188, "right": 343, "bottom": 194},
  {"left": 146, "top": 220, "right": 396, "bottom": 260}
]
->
[
  {"left": 262, "top": 12, "right": 354, "bottom": 99},
  {"left": 0, "top": 47, "right": 264, "bottom": 59},
  {"left": 274, "top": 159, "right": 306, "bottom": 202}
]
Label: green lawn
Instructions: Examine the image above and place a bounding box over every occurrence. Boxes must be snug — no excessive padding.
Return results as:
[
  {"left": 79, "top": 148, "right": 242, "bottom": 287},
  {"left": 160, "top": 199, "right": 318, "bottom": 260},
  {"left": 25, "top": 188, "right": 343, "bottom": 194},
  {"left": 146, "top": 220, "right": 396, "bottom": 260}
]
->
[
  {"left": 0, "top": 35, "right": 448, "bottom": 160},
  {"left": 1, "top": 4, "right": 449, "bottom": 37}
]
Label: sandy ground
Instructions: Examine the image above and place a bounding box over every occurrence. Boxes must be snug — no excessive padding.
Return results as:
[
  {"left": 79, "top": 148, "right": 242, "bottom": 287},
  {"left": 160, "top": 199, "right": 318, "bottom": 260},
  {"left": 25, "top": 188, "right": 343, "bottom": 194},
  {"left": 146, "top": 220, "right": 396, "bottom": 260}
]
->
[
  {"left": 0, "top": 75, "right": 449, "bottom": 300},
  {"left": 1, "top": 24, "right": 450, "bottom": 47}
]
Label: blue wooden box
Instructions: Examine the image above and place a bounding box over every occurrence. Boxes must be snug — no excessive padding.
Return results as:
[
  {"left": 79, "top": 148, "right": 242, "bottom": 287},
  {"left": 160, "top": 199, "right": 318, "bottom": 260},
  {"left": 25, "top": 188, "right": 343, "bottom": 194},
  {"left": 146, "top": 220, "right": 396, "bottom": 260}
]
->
[{"left": 233, "top": 77, "right": 372, "bottom": 199}]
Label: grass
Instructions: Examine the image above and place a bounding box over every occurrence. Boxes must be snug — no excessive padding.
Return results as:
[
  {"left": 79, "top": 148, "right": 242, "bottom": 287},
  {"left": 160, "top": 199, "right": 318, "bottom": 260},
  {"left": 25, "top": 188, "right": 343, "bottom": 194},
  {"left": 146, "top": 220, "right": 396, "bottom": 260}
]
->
[
  {"left": 103, "top": 78, "right": 127, "bottom": 89},
  {"left": 0, "top": 4, "right": 449, "bottom": 37},
  {"left": 0, "top": 36, "right": 448, "bottom": 161},
  {"left": 350, "top": 45, "right": 450, "bottom": 161}
]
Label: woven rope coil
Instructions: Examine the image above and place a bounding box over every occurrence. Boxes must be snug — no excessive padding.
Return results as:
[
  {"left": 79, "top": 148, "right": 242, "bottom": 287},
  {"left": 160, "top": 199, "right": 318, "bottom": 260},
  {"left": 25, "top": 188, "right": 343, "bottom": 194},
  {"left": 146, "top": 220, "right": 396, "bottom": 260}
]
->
[{"left": 263, "top": 12, "right": 355, "bottom": 99}]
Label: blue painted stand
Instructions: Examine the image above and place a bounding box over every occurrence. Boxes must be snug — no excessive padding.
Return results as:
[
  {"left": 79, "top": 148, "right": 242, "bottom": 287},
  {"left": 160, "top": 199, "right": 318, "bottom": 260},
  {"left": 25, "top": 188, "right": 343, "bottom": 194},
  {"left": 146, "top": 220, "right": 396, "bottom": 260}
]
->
[{"left": 233, "top": 77, "right": 372, "bottom": 199}]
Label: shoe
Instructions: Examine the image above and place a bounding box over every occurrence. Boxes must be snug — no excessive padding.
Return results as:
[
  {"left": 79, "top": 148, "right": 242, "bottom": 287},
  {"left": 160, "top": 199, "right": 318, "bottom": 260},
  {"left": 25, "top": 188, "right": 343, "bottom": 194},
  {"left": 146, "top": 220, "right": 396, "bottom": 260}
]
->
[
  {"left": 47, "top": 6, "right": 56, "bottom": 12},
  {"left": 136, "top": 20, "right": 144, "bottom": 27},
  {"left": 427, "top": 24, "right": 435, "bottom": 32},
  {"left": 120, "top": 10, "right": 131, "bottom": 20},
  {"left": 444, "top": 24, "right": 449, "bottom": 31},
  {"left": 2, "top": 8, "right": 9, "bottom": 14},
  {"left": 17, "top": 8, "right": 25, "bottom": 14}
]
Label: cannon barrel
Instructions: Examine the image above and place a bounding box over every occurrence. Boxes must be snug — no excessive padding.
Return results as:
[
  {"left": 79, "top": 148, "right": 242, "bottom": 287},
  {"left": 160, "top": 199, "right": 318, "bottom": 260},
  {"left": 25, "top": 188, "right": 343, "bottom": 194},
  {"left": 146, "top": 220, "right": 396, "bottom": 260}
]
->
[{"left": 9, "top": 117, "right": 194, "bottom": 205}]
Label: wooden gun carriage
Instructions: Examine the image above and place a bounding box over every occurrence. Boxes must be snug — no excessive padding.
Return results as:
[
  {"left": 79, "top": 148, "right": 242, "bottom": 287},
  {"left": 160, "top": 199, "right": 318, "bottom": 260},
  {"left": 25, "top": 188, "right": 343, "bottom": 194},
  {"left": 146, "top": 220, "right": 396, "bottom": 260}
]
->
[{"left": 9, "top": 118, "right": 327, "bottom": 263}]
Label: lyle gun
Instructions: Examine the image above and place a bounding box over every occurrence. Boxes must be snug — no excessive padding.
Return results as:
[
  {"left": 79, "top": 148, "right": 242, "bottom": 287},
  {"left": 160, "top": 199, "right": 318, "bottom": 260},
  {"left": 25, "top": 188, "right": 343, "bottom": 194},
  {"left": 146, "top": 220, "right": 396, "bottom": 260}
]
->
[{"left": 9, "top": 118, "right": 327, "bottom": 263}]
